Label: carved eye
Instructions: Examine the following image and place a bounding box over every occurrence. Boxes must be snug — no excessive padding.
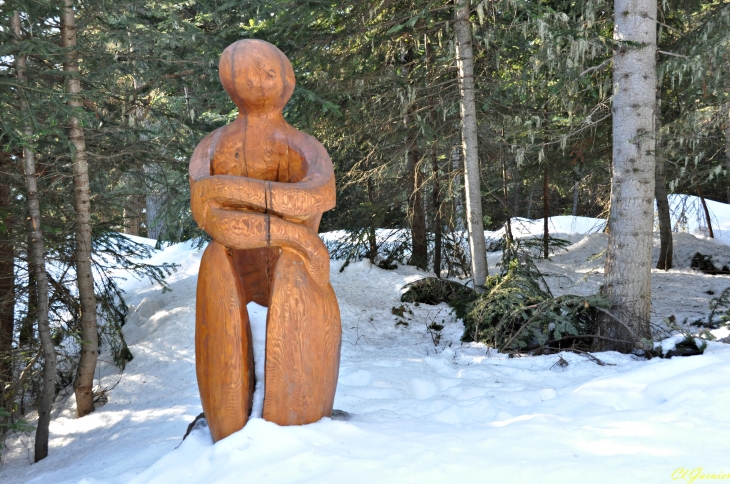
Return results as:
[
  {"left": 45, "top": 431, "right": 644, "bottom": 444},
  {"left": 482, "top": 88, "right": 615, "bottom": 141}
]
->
[
  {"left": 267, "top": 69, "right": 277, "bottom": 78},
  {"left": 247, "top": 79, "right": 254, "bottom": 89}
]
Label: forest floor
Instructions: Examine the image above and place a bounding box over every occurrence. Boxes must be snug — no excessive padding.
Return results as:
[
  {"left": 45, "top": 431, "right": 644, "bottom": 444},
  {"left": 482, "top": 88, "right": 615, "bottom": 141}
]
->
[{"left": 1, "top": 195, "right": 730, "bottom": 483}]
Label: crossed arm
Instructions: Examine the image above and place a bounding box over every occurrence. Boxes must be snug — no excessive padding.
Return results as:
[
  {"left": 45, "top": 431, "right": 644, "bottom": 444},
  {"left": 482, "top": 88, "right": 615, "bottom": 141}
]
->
[{"left": 189, "top": 129, "right": 335, "bottom": 286}]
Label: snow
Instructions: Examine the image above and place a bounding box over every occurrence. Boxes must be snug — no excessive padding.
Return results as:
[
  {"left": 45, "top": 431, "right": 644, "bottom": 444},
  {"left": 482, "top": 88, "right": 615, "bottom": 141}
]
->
[{"left": 2, "top": 195, "right": 730, "bottom": 483}]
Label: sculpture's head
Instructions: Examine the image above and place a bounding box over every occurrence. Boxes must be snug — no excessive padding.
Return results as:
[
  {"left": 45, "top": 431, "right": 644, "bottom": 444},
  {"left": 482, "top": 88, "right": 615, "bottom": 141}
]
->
[{"left": 219, "top": 39, "right": 296, "bottom": 115}]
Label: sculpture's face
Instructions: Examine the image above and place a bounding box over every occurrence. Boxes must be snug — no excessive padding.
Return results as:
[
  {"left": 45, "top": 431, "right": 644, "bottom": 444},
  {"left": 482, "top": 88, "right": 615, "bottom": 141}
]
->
[{"left": 219, "top": 40, "right": 295, "bottom": 114}]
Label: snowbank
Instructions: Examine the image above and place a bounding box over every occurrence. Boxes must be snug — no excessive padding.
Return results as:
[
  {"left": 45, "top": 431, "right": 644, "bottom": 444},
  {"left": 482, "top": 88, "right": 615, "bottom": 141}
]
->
[{"left": 1, "top": 196, "right": 730, "bottom": 483}]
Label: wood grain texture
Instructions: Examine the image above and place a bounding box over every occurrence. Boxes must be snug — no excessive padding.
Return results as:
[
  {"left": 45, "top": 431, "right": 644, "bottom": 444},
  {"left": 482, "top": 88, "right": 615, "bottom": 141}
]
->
[
  {"left": 195, "top": 241, "right": 254, "bottom": 442},
  {"left": 190, "top": 39, "right": 341, "bottom": 442}
]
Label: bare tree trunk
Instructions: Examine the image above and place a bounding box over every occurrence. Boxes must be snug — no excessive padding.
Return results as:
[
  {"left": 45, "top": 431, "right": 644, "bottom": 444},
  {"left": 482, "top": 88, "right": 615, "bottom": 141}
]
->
[
  {"left": 697, "top": 185, "right": 714, "bottom": 238},
  {"left": 542, "top": 160, "right": 550, "bottom": 259},
  {"left": 725, "top": 123, "right": 730, "bottom": 204},
  {"left": 512, "top": 166, "right": 521, "bottom": 218},
  {"left": 366, "top": 175, "right": 377, "bottom": 264},
  {"left": 655, "top": 94, "right": 673, "bottom": 270},
  {"left": 0, "top": 150, "right": 14, "bottom": 407},
  {"left": 19, "top": 230, "right": 36, "bottom": 346},
  {"left": 502, "top": 156, "right": 514, "bottom": 243},
  {"left": 12, "top": 11, "right": 57, "bottom": 462},
  {"left": 145, "top": 189, "right": 164, "bottom": 240},
  {"left": 123, "top": 194, "right": 144, "bottom": 236},
  {"left": 407, "top": 144, "right": 428, "bottom": 270},
  {"left": 451, "top": 146, "right": 465, "bottom": 231},
  {"left": 425, "top": 41, "right": 442, "bottom": 277},
  {"left": 454, "top": 0, "right": 488, "bottom": 290},
  {"left": 61, "top": 0, "right": 98, "bottom": 418},
  {"left": 432, "top": 152, "right": 442, "bottom": 277},
  {"left": 527, "top": 184, "right": 534, "bottom": 219},
  {"left": 401, "top": 47, "right": 427, "bottom": 271},
  {"left": 604, "top": 0, "right": 657, "bottom": 348},
  {"left": 572, "top": 168, "right": 580, "bottom": 216}
]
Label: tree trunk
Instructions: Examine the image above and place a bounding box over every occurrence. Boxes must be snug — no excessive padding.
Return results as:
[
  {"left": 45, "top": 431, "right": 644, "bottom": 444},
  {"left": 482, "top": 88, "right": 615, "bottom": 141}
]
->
[
  {"left": 697, "top": 185, "right": 714, "bottom": 238},
  {"left": 0, "top": 150, "right": 14, "bottom": 407},
  {"left": 451, "top": 146, "right": 465, "bottom": 231},
  {"left": 19, "top": 231, "right": 36, "bottom": 346},
  {"left": 145, "top": 188, "right": 164, "bottom": 240},
  {"left": 512, "top": 166, "right": 520, "bottom": 218},
  {"left": 425, "top": 41, "right": 441, "bottom": 277},
  {"left": 454, "top": 0, "right": 488, "bottom": 290},
  {"left": 401, "top": 47, "right": 427, "bottom": 271},
  {"left": 725, "top": 124, "right": 730, "bottom": 204},
  {"left": 502, "top": 156, "right": 514, "bottom": 243},
  {"left": 61, "top": 0, "right": 98, "bottom": 418},
  {"left": 543, "top": 163, "right": 549, "bottom": 259},
  {"left": 603, "top": 0, "right": 657, "bottom": 349},
  {"left": 123, "top": 194, "right": 144, "bottom": 236},
  {"left": 655, "top": 94, "right": 673, "bottom": 270},
  {"left": 12, "top": 10, "right": 57, "bottom": 462},
  {"left": 432, "top": 152, "right": 442, "bottom": 277},
  {"left": 572, "top": 168, "right": 580, "bottom": 217},
  {"left": 407, "top": 144, "right": 428, "bottom": 270},
  {"left": 366, "top": 175, "right": 377, "bottom": 264}
]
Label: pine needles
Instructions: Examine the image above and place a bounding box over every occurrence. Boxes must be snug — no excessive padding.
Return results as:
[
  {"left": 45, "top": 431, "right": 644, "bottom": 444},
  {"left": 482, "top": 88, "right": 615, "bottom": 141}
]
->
[{"left": 461, "top": 241, "right": 611, "bottom": 354}]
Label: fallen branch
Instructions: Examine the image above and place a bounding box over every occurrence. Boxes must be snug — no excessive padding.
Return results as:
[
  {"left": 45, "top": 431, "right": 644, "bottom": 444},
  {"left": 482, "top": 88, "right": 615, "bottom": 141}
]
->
[
  {"left": 594, "top": 306, "right": 641, "bottom": 343},
  {"left": 545, "top": 334, "right": 634, "bottom": 346},
  {"left": 572, "top": 348, "right": 616, "bottom": 366}
]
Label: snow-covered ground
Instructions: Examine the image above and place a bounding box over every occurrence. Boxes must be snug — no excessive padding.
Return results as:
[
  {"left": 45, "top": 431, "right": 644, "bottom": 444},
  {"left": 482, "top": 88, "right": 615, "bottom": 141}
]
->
[{"left": 2, "top": 196, "right": 730, "bottom": 483}]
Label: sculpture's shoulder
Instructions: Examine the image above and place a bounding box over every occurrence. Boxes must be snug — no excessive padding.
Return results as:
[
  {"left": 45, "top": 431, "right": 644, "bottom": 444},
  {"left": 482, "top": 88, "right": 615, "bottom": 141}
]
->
[
  {"left": 284, "top": 124, "right": 334, "bottom": 179},
  {"left": 189, "top": 126, "right": 228, "bottom": 182}
]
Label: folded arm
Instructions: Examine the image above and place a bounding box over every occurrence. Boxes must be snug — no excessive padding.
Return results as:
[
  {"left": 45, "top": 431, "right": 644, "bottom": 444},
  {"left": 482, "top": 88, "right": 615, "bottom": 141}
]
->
[
  {"left": 203, "top": 207, "right": 330, "bottom": 287},
  {"left": 190, "top": 129, "right": 335, "bottom": 226}
]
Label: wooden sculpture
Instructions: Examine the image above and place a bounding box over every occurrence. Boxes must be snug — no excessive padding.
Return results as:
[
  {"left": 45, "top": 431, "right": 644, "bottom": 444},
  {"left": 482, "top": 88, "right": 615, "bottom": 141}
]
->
[{"left": 189, "top": 39, "right": 341, "bottom": 442}]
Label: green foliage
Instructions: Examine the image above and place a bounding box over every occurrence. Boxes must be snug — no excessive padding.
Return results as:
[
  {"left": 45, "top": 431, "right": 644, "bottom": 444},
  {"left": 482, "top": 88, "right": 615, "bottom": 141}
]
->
[
  {"left": 662, "top": 317, "right": 714, "bottom": 357},
  {"left": 401, "top": 276, "right": 473, "bottom": 307},
  {"left": 0, "top": 406, "right": 34, "bottom": 457},
  {"left": 462, "top": 249, "right": 609, "bottom": 352},
  {"left": 708, "top": 286, "right": 730, "bottom": 325}
]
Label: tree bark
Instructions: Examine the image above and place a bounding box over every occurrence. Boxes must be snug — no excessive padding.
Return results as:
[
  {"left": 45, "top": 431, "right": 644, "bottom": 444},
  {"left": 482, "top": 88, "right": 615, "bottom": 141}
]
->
[
  {"left": 123, "top": 194, "right": 144, "bottom": 236},
  {"left": 512, "top": 166, "right": 520, "bottom": 218},
  {"left": 432, "top": 152, "right": 442, "bottom": 277},
  {"left": 502, "top": 156, "right": 514, "bottom": 243},
  {"left": 725, "top": 123, "right": 730, "bottom": 204},
  {"left": 697, "top": 185, "right": 714, "bottom": 238},
  {"left": 454, "top": 0, "right": 488, "bottom": 290},
  {"left": 572, "top": 167, "right": 580, "bottom": 217},
  {"left": 655, "top": 94, "right": 673, "bottom": 270},
  {"left": 401, "top": 47, "right": 427, "bottom": 271},
  {"left": 366, "top": 174, "right": 377, "bottom": 264},
  {"left": 0, "top": 150, "right": 14, "bottom": 407},
  {"left": 61, "top": 0, "right": 98, "bottom": 418},
  {"left": 145, "top": 188, "right": 164, "bottom": 240},
  {"left": 604, "top": 0, "right": 657, "bottom": 348},
  {"left": 542, "top": 160, "right": 550, "bottom": 259},
  {"left": 407, "top": 144, "right": 428, "bottom": 270},
  {"left": 19, "top": 232, "right": 36, "bottom": 346},
  {"left": 12, "top": 10, "right": 57, "bottom": 462}
]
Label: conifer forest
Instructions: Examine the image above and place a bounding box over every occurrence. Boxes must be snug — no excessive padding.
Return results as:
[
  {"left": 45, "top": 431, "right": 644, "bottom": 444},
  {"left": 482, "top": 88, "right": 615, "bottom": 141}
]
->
[{"left": 1, "top": 0, "right": 730, "bottom": 477}]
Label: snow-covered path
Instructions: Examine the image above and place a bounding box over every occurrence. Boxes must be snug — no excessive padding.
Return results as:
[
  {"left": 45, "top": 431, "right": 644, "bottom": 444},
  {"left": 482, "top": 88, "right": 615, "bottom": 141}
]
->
[{"left": 2, "top": 211, "right": 730, "bottom": 482}]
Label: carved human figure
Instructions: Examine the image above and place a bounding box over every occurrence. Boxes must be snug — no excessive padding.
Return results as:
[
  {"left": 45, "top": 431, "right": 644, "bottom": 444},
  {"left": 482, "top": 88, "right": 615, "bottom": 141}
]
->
[{"left": 189, "top": 39, "right": 341, "bottom": 442}]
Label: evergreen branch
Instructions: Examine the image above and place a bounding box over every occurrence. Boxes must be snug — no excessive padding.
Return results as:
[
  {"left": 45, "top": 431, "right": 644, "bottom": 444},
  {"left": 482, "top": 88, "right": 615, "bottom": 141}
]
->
[
  {"left": 580, "top": 58, "right": 611, "bottom": 77},
  {"left": 657, "top": 50, "right": 688, "bottom": 59}
]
